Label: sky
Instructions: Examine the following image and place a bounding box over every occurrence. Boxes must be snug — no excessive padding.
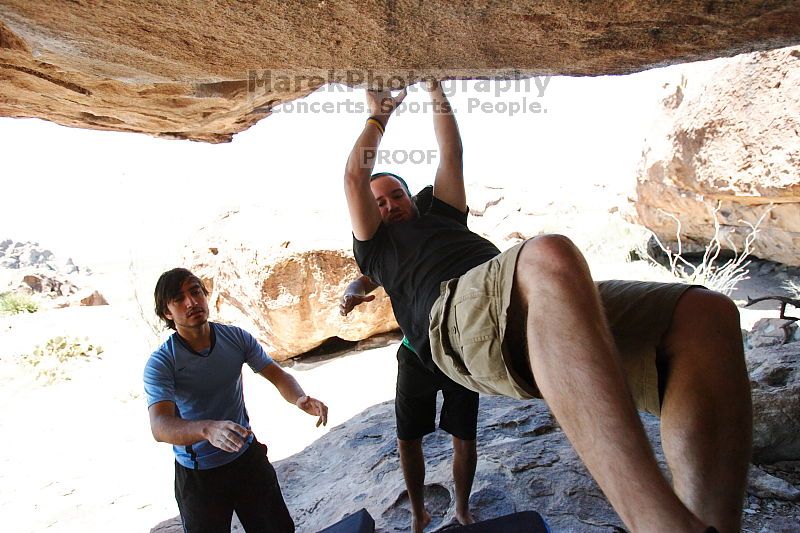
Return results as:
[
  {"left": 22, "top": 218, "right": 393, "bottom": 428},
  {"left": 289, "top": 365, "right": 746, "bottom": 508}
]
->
[{"left": 0, "top": 67, "right": 687, "bottom": 272}]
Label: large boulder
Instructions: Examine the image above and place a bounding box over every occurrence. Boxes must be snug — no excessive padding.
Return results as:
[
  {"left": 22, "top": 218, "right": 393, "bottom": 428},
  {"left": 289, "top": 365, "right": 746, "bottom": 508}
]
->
[
  {"left": 635, "top": 46, "right": 800, "bottom": 266},
  {"left": 185, "top": 207, "right": 397, "bottom": 361},
  {"left": 749, "top": 341, "right": 800, "bottom": 463},
  {"left": 275, "top": 397, "right": 629, "bottom": 532},
  {"left": 277, "top": 398, "right": 800, "bottom": 532},
  {"left": 2, "top": 2, "right": 800, "bottom": 142}
]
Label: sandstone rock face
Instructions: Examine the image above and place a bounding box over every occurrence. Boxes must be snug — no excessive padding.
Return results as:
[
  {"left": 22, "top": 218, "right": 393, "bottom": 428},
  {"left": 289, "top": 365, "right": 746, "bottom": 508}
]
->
[
  {"left": 185, "top": 207, "right": 397, "bottom": 361},
  {"left": 635, "top": 46, "right": 800, "bottom": 266},
  {"left": 748, "top": 341, "right": 800, "bottom": 463},
  {"left": 2, "top": 2, "right": 800, "bottom": 142}
]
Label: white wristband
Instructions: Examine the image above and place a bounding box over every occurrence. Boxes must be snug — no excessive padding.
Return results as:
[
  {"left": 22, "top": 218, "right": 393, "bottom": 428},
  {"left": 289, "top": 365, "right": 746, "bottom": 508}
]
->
[{"left": 295, "top": 395, "right": 308, "bottom": 407}]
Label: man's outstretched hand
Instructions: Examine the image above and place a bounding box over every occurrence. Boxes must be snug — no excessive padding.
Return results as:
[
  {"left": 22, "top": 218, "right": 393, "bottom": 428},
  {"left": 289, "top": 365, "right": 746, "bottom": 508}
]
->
[
  {"left": 296, "top": 395, "right": 329, "bottom": 427},
  {"left": 367, "top": 88, "right": 407, "bottom": 117},
  {"left": 339, "top": 293, "right": 376, "bottom": 316}
]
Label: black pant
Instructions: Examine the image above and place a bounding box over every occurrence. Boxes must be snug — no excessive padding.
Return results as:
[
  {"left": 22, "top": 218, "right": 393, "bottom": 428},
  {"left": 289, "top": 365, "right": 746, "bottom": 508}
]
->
[
  {"left": 395, "top": 344, "right": 479, "bottom": 441},
  {"left": 174, "top": 439, "right": 294, "bottom": 533}
]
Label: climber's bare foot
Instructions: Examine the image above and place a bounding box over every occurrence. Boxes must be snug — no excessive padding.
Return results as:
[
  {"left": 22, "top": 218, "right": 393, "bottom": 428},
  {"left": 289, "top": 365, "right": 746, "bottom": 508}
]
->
[
  {"left": 412, "top": 509, "right": 432, "bottom": 533},
  {"left": 455, "top": 509, "right": 475, "bottom": 526}
]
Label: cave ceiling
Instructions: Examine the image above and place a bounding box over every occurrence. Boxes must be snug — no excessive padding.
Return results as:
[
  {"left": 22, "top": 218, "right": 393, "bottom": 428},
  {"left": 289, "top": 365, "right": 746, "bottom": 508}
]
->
[{"left": 1, "top": 1, "right": 799, "bottom": 142}]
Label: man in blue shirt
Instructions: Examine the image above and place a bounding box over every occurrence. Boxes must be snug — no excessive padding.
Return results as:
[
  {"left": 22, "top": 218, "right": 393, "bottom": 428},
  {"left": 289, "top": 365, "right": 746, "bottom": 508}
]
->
[{"left": 144, "top": 267, "right": 328, "bottom": 533}]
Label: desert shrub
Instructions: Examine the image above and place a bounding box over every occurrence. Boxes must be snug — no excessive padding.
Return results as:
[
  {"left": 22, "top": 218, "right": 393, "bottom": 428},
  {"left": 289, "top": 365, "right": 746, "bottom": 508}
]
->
[
  {"left": 22, "top": 336, "right": 104, "bottom": 383},
  {"left": 0, "top": 291, "right": 38, "bottom": 315},
  {"left": 642, "top": 202, "right": 772, "bottom": 296}
]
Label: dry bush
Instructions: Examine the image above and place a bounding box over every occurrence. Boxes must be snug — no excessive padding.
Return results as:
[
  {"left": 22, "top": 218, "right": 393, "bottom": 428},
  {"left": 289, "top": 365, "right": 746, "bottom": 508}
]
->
[
  {"left": 643, "top": 202, "right": 772, "bottom": 295},
  {"left": 21, "top": 336, "right": 104, "bottom": 384},
  {"left": 0, "top": 291, "right": 38, "bottom": 315}
]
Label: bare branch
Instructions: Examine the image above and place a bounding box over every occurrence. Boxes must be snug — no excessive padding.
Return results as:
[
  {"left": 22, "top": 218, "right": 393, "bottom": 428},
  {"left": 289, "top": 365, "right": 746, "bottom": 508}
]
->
[{"left": 645, "top": 202, "right": 773, "bottom": 295}]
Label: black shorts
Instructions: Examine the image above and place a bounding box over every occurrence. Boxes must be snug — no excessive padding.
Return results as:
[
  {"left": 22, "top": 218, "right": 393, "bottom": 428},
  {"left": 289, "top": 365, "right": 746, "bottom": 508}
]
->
[
  {"left": 174, "top": 438, "right": 294, "bottom": 533},
  {"left": 395, "top": 343, "right": 479, "bottom": 441}
]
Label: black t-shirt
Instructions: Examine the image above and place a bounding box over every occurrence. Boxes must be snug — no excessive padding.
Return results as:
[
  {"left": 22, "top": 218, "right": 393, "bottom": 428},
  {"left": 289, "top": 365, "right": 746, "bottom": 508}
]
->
[{"left": 353, "top": 194, "right": 500, "bottom": 370}]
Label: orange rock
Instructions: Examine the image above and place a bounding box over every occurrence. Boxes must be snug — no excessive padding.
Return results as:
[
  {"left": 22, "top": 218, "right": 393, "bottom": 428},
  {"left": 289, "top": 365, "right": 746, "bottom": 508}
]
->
[{"left": 1, "top": 1, "right": 799, "bottom": 141}]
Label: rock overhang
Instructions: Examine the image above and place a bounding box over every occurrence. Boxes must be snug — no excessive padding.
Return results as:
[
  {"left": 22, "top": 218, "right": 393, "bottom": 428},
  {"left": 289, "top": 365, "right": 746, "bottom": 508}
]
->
[{"left": 1, "top": 1, "right": 800, "bottom": 142}]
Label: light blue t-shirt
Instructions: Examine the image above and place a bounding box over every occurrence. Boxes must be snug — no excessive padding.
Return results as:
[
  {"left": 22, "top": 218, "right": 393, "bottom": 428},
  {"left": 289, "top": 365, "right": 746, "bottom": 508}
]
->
[{"left": 143, "top": 322, "right": 273, "bottom": 470}]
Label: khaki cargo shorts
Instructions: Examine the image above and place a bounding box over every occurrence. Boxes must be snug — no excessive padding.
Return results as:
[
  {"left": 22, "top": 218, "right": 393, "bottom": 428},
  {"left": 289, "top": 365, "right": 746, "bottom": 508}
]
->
[{"left": 428, "top": 241, "right": 696, "bottom": 416}]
